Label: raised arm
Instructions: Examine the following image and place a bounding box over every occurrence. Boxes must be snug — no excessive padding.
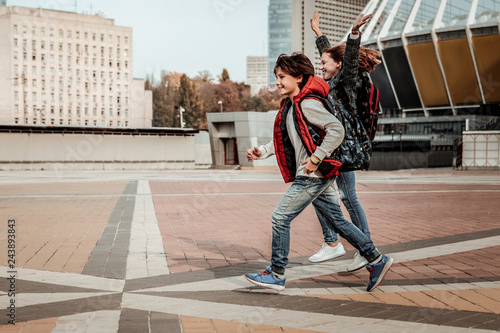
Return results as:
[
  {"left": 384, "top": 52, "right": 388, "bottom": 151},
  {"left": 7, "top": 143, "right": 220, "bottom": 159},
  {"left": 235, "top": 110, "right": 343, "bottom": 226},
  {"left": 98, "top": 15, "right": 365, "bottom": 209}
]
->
[
  {"left": 342, "top": 14, "right": 372, "bottom": 88},
  {"left": 311, "top": 11, "right": 331, "bottom": 55}
]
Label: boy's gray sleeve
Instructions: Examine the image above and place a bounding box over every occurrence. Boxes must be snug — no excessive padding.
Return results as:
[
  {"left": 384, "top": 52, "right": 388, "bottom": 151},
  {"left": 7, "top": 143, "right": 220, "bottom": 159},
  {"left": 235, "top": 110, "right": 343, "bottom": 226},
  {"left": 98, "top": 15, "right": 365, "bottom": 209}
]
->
[
  {"left": 257, "top": 139, "right": 275, "bottom": 159},
  {"left": 301, "top": 99, "right": 344, "bottom": 160}
]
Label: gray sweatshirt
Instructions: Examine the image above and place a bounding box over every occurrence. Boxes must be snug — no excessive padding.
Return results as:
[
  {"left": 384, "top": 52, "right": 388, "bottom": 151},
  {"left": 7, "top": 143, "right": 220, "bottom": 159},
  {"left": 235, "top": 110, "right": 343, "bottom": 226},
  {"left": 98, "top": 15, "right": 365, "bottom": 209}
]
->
[{"left": 258, "top": 98, "right": 344, "bottom": 178}]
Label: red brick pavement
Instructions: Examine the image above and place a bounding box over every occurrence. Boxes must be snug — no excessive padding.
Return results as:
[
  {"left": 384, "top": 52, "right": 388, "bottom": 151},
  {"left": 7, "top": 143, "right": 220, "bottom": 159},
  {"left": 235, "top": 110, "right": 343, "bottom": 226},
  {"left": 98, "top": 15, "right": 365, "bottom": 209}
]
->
[{"left": 150, "top": 180, "right": 500, "bottom": 274}]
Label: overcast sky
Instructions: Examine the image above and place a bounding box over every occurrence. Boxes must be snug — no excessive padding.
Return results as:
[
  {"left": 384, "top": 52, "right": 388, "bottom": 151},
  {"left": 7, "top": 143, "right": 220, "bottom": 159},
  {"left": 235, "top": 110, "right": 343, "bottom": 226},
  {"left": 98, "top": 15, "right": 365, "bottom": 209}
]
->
[{"left": 12, "top": 0, "right": 269, "bottom": 82}]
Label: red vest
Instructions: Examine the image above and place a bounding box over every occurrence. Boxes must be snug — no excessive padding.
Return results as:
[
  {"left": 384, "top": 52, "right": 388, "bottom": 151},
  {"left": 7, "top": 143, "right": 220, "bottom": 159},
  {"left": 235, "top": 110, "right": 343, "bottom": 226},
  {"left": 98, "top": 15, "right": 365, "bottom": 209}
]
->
[{"left": 273, "top": 76, "right": 343, "bottom": 183}]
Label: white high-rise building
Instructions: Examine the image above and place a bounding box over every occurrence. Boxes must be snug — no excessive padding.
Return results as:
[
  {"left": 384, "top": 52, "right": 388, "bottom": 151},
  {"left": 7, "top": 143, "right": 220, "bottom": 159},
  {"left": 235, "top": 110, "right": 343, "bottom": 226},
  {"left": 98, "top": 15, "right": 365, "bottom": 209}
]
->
[
  {"left": 268, "top": 0, "right": 370, "bottom": 82},
  {"left": 0, "top": 6, "right": 152, "bottom": 127},
  {"left": 246, "top": 56, "right": 269, "bottom": 96}
]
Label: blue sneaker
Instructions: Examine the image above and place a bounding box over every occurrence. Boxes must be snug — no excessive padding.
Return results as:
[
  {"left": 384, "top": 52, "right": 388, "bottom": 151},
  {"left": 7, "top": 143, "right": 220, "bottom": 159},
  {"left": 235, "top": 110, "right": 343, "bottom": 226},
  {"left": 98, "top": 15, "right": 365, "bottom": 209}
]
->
[
  {"left": 366, "top": 254, "right": 393, "bottom": 292},
  {"left": 245, "top": 266, "right": 286, "bottom": 291}
]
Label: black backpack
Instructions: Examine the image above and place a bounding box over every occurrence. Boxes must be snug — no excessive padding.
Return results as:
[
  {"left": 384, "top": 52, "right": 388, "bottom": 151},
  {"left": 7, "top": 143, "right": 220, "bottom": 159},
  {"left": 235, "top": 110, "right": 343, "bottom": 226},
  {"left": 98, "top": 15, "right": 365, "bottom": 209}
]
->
[{"left": 302, "top": 94, "right": 372, "bottom": 171}]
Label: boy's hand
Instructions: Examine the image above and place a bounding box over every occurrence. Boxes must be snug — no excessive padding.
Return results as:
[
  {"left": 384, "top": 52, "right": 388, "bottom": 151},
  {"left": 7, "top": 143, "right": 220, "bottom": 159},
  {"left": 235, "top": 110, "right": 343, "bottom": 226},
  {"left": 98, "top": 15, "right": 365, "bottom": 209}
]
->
[
  {"left": 310, "top": 11, "right": 323, "bottom": 37},
  {"left": 246, "top": 147, "right": 262, "bottom": 162},
  {"left": 301, "top": 158, "right": 319, "bottom": 175},
  {"left": 352, "top": 13, "right": 372, "bottom": 32}
]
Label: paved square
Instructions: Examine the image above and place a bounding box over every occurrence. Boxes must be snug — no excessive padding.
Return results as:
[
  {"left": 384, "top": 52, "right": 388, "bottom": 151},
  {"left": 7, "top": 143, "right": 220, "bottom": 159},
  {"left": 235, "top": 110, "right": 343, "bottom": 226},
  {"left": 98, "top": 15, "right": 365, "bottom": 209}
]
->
[{"left": 0, "top": 169, "right": 499, "bottom": 332}]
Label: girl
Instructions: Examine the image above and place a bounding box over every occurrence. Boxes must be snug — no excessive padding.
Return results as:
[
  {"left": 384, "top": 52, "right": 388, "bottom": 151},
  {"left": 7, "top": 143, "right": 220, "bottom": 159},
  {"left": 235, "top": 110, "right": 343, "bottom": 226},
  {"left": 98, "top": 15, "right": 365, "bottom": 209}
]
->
[
  {"left": 244, "top": 52, "right": 392, "bottom": 292},
  {"left": 307, "top": 11, "right": 383, "bottom": 273}
]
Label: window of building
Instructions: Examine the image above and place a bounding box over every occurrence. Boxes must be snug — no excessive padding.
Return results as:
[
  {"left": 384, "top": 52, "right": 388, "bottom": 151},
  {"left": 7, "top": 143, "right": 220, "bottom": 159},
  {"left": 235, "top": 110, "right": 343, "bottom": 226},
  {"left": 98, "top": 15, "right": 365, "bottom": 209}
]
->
[
  {"left": 67, "top": 30, "right": 72, "bottom": 38},
  {"left": 13, "top": 38, "right": 18, "bottom": 47},
  {"left": 58, "top": 29, "right": 63, "bottom": 38}
]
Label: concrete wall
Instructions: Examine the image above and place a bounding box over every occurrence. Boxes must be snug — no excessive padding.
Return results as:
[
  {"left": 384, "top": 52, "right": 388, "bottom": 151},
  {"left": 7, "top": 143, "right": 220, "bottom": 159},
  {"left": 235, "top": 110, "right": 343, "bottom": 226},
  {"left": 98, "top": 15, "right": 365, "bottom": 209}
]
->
[
  {"left": 207, "top": 111, "right": 278, "bottom": 168},
  {"left": 462, "top": 131, "right": 500, "bottom": 169},
  {"left": 0, "top": 132, "right": 196, "bottom": 170},
  {"left": 195, "top": 130, "right": 213, "bottom": 168}
]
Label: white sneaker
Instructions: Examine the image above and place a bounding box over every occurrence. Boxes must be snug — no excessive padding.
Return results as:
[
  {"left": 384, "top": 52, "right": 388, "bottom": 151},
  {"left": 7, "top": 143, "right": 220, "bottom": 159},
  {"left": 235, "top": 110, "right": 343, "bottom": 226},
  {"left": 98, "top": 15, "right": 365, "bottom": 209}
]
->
[
  {"left": 346, "top": 251, "right": 368, "bottom": 272},
  {"left": 308, "top": 242, "right": 346, "bottom": 263}
]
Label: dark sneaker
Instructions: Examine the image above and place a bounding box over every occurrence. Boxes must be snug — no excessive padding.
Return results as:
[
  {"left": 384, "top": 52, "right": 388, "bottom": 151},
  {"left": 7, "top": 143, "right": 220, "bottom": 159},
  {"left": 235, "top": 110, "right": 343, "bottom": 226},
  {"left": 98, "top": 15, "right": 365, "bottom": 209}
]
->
[
  {"left": 245, "top": 266, "right": 286, "bottom": 291},
  {"left": 366, "top": 254, "right": 393, "bottom": 292}
]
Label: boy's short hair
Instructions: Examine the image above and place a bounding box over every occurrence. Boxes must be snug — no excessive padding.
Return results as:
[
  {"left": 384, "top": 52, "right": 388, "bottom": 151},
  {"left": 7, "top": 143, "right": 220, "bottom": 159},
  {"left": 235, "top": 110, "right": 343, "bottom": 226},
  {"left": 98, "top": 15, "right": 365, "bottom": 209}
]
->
[{"left": 274, "top": 52, "right": 315, "bottom": 89}]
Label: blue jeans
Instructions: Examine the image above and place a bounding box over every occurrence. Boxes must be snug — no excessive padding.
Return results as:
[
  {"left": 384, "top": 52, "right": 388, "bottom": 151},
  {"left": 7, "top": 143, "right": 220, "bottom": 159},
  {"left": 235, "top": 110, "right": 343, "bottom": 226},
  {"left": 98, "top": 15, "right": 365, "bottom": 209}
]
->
[
  {"left": 271, "top": 176, "right": 378, "bottom": 274},
  {"left": 316, "top": 171, "right": 371, "bottom": 243}
]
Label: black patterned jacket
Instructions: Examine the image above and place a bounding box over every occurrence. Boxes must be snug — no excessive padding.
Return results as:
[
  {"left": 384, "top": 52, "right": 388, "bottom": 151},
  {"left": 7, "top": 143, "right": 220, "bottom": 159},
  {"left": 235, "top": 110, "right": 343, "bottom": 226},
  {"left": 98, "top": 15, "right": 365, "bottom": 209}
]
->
[{"left": 316, "top": 34, "right": 372, "bottom": 171}]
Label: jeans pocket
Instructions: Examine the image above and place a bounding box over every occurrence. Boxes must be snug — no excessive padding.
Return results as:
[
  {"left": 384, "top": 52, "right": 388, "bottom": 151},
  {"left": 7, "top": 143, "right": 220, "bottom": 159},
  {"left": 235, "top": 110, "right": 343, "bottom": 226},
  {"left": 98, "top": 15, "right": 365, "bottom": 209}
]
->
[{"left": 305, "top": 178, "right": 327, "bottom": 197}]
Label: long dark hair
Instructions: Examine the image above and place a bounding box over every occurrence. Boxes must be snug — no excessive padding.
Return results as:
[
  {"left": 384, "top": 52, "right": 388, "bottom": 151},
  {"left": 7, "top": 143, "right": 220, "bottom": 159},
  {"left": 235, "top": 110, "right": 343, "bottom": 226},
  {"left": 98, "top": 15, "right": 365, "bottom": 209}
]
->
[
  {"left": 323, "top": 43, "right": 381, "bottom": 73},
  {"left": 274, "top": 52, "right": 315, "bottom": 89}
]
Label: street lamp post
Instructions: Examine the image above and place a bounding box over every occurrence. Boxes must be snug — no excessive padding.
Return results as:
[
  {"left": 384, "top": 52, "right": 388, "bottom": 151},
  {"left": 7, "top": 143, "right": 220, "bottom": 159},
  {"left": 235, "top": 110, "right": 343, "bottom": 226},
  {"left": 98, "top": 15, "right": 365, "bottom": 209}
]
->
[
  {"left": 218, "top": 100, "right": 223, "bottom": 113},
  {"left": 179, "top": 107, "right": 185, "bottom": 128}
]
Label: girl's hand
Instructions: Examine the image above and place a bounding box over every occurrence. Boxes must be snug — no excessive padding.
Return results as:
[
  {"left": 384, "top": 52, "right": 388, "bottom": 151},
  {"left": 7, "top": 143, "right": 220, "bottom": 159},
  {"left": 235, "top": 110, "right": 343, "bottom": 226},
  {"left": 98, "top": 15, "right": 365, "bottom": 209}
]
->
[
  {"left": 246, "top": 147, "right": 262, "bottom": 162},
  {"left": 352, "top": 13, "right": 372, "bottom": 32},
  {"left": 310, "top": 11, "right": 323, "bottom": 37}
]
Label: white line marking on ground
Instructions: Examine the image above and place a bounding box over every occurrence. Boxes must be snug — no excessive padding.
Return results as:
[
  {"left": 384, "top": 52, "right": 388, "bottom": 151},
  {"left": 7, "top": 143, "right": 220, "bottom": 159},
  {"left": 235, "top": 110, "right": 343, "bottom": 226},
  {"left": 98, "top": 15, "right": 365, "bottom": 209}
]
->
[{"left": 126, "top": 180, "right": 169, "bottom": 279}]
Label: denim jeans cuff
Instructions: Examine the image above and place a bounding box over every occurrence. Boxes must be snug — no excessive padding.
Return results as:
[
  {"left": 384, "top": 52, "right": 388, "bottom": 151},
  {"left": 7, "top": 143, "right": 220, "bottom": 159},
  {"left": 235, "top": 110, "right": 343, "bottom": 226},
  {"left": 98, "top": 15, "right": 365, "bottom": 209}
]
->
[
  {"left": 364, "top": 249, "right": 381, "bottom": 264},
  {"left": 271, "top": 265, "right": 285, "bottom": 275}
]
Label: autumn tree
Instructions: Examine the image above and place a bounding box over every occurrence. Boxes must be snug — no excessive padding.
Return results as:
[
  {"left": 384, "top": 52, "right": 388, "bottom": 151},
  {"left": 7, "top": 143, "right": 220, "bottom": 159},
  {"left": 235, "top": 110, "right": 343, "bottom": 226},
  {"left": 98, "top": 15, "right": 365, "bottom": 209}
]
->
[
  {"left": 179, "top": 74, "right": 204, "bottom": 129},
  {"left": 218, "top": 68, "right": 230, "bottom": 82}
]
